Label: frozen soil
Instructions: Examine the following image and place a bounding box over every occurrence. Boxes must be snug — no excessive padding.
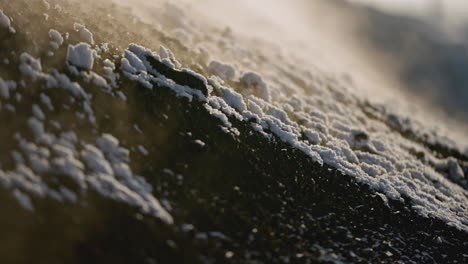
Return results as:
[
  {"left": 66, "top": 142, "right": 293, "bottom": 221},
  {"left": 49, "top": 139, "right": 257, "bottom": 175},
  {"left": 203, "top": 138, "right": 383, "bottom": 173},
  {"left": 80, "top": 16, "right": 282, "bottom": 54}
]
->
[{"left": 0, "top": 1, "right": 467, "bottom": 263}]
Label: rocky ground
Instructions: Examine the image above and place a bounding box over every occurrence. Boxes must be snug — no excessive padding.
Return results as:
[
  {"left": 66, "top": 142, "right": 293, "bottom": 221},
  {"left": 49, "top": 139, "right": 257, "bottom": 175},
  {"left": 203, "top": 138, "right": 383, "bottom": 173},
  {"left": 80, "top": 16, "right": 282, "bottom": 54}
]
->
[{"left": 0, "top": 1, "right": 467, "bottom": 263}]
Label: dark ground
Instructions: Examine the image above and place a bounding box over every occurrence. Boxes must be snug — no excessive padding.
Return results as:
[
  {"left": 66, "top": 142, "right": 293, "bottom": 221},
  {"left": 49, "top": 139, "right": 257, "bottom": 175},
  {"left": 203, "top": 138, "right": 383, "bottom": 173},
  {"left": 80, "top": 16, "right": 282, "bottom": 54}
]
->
[{"left": 0, "top": 73, "right": 467, "bottom": 264}]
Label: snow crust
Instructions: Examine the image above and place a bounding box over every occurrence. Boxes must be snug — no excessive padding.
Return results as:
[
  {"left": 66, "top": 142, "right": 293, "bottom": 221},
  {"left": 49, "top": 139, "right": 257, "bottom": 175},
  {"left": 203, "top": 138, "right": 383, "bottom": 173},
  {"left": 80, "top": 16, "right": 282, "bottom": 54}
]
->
[
  {"left": 67, "top": 42, "right": 95, "bottom": 70},
  {"left": 1, "top": 0, "right": 467, "bottom": 233}
]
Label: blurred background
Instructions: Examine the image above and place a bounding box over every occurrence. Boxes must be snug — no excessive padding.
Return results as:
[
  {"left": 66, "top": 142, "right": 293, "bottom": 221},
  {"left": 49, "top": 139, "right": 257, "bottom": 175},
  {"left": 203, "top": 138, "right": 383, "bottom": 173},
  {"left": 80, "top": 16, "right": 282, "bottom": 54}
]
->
[
  {"left": 348, "top": 0, "right": 468, "bottom": 123},
  {"left": 187, "top": 0, "right": 468, "bottom": 134}
]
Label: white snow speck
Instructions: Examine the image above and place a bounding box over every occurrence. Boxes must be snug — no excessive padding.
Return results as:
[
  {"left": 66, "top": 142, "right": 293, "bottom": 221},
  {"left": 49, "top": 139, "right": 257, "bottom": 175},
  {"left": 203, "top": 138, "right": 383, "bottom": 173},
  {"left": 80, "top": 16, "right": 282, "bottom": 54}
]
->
[
  {"left": 209, "top": 60, "right": 236, "bottom": 81},
  {"left": 32, "top": 104, "right": 45, "bottom": 120},
  {"left": 49, "top": 29, "right": 64, "bottom": 50},
  {"left": 0, "top": 79, "right": 17, "bottom": 99},
  {"left": 12, "top": 189, "right": 34, "bottom": 211},
  {"left": 42, "top": 0, "right": 51, "bottom": 10},
  {"left": 138, "top": 145, "right": 149, "bottom": 156},
  {"left": 194, "top": 139, "right": 205, "bottom": 147},
  {"left": 74, "top": 23, "right": 94, "bottom": 44},
  {"left": 239, "top": 72, "right": 270, "bottom": 102},
  {"left": 67, "top": 43, "right": 95, "bottom": 70}
]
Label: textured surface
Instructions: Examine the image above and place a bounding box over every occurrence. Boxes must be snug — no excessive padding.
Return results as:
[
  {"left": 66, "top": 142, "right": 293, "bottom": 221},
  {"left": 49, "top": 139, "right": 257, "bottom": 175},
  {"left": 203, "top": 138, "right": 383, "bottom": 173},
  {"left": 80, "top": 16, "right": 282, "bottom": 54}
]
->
[{"left": 0, "top": 0, "right": 467, "bottom": 263}]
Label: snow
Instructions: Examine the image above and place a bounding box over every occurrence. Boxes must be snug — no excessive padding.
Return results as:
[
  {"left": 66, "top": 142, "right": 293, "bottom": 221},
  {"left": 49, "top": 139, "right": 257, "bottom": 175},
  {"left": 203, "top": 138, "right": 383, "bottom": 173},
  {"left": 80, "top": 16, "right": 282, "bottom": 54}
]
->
[
  {"left": 4, "top": 104, "right": 15, "bottom": 112},
  {"left": 12, "top": 189, "right": 34, "bottom": 211},
  {"left": 113, "top": 40, "right": 468, "bottom": 232},
  {"left": 67, "top": 43, "right": 95, "bottom": 70},
  {"left": 90, "top": 72, "right": 108, "bottom": 87},
  {"left": 73, "top": 23, "right": 94, "bottom": 44},
  {"left": 162, "top": 168, "right": 175, "bottom": 176},
  {"left": 0, "top": 11, "right": 10, "bottom": 28},
  {"left": 225, "top": 251, "right": 234, "bottom": 258},
  {"left": 116, "top": 91, "right": 126, "bottom": 101},
  {"left": 103, "top": 59, "right": 119, "bottom": 88},
  {"left": 209, "top": 60, "right": 236, "bottom": 81},
  {"left": 194, "top": 139, "right": 205, "bottom": 147},
  {"left": 19, "top": 53, "right": 43, "bottom": 80},
  {"left": 0, "top": 24, "right": 175, "bottom": 223},
  {"left": 1, "top": 0, "right": 467, "bottom": 235},
  {"left": 448, "top": 158, "right": 465, "bottom": 182},
  {"left": 42, "top": 0, "right": 51, "bottom": 10},
  {"left": 82, "top": 145, "right": 114, "bottom": 175},
  {"left": 159, "top": 45, "right": 181, "bottom": 68},
  {"left": 18, "top": 53, "right": 88, "bottom": 99},
  {"left": 0, "top": 10, "right": 15, "bottom": 34},
  {"left": 82, "top": 134, "right": 173, "bottom": 223},
  {"left": 133, "top": 124, "right": 143, "bottom": 134},
  {"left": 181, "top": 223, "right": 194, "bottom": 232},
  {"left": 137, "top": 145, "right": 149, "bottom": 156},
  {"left": 120, "top": 43, "right": 208, "bottom": 100},
  {"left": 32, "top": 104, "right": 45, "bottom": 120},
  {"left": 59, "top": 186, "right": 78, "bottom": 203},
  {"left": 1, "top": 122, "right": 172, "bottom": 223},
  {"left": 215, "top": 81, "right": 247, "bottom": 113},
  {"left": 51, "top": 73, "right": 88, "bottom": 98},
  {"left": 0, "top": 79, "right": 17, "bottom": 99},
  {"left": 239, "top": 72, "right": 271, "bottom": 102},
  {"left": 49, "top": 29, "right": 63, "bottom": 50}
]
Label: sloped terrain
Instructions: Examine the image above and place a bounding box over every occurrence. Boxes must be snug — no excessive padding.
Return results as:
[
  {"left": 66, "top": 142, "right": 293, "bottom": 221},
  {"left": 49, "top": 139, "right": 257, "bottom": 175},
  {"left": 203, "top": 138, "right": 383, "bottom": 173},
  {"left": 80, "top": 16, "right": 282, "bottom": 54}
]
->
[{"left": 0, "top": 0, "right": 467, "bottom": 263}]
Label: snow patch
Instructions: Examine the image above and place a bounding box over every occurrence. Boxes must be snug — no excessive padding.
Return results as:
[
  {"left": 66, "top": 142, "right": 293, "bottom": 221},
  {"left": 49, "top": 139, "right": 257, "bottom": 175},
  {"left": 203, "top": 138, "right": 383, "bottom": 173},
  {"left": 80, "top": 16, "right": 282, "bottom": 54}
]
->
[
  {"left": 73, "top": 23, "right": 94, "bottom": 44},
  {"left": 49, "top": 29, "right": 64, "bottom": 50},
  {"left": 209, "top": 60, "right": 236, "bottom": 81},
  {"left": 67, "top": 43, "right": 95, "bottom": 70}
]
